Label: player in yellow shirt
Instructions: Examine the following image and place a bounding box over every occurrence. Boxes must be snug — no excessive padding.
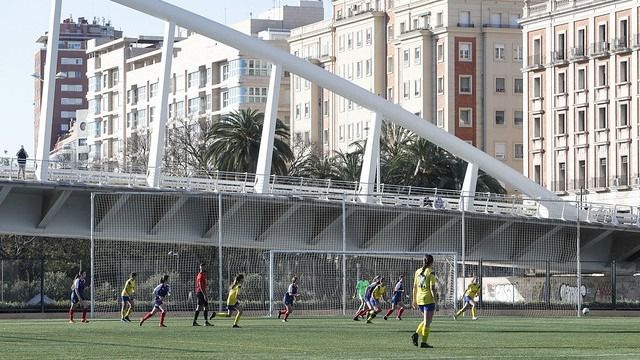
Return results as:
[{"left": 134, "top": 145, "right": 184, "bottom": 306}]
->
[
  {"left": 210, "top": 274, "right": 244, "bottom": 328},
  {"left": 454, "top": 277, "right": 481, "bottom": 320},
  {"left": 366, "top": 277, "right": 386, "bottom": 323},
  {"left": 120, "top": 272, "right": 137, "bottom": 322},
  {"left": 411, "top": 255, "right": 439, "bottom": 349}
]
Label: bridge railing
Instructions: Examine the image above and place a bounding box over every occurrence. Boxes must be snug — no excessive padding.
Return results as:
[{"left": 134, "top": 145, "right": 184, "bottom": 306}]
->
[{"left": 0, "top": 157, "right": 639, "bottom": 227}]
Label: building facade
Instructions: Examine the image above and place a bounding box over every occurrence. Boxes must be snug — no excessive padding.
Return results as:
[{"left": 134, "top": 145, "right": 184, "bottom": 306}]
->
[
  {"left": 521, "top": 0, "right": 640, "bottom": 204},
  {"left": 84, "top": 1, "right": 323, "bottom": 169},
  {"left": 49, "top": 109, "right": 90, "bottom": 166},
  {"left": 289, "top": 0, "right": 525, "bottom": 176},
  {"left": 34, "top": 16, "right": 121, "bottom": 154}
]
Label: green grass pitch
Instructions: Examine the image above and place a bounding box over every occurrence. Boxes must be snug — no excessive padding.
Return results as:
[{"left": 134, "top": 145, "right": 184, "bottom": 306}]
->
[{"left": 0, "top": 315, "right": 639, "bottom": 359}]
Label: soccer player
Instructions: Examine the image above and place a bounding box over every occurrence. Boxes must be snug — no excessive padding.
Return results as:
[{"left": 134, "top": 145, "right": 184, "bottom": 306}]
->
[
  {"left": 353, "top": 275, "right": 378, "bottom": 321},
  {"left": 411, "top": 254, "right": 439, "bottom": 349},
  {"left": 69, "top": 270, "right": 88, "bottom": 323},
  {"left": 193, "top": 263, "right": 213, "bottom": 326},
  {"left": 366, "top": 276, "right": 386, "bottom": 324},
  {"left": 278, "top": 276, "right": 300, "bottom": 322},
  {"left": 352, "top": 275, "right": 369, "bottom": 320},
  {"left": 384, "top": 274, "right": 405, "bottom": 320},
  {"left": 210, "top": 274, "right": 244, "bottom": 328},
  {"left": 139, "top": 275, "right": 171, "bottom": 327},
  {"left": 454, "top": 277, "right": 481, "bottom": 320},
  {"left": 120, "top": 272, "right": 136, "bottom": 322}
]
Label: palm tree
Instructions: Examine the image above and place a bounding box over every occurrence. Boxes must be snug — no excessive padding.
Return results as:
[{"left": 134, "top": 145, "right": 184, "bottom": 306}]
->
[
  {"left": 332, "top": 150, "right": 363, "bottom": 182},
  {"left": 206, "top": 108, "right": 293, "bottom": 175}
]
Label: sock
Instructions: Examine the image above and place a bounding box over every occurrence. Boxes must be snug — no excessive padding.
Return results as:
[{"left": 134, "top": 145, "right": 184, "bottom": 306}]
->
[
  {"left": 455, "top": 308, "right": 464, "bottom": 318},
  {"left": 193, "top": 310, "right": 200, "bottom": 322},
  {"left": 217, "top": 312, "right": 230, "bottom": 318},
  {"left": 125, "top": 308, "right": 133, "bottom": 318},
  {"left": 204, "top": 310, "right": 209, "bottom": 321},
  {"left": 233, "top": 312, "right": 241, "bottom": 326},
  {"left": 160, "top": 312, "right": 166, "bottom": 325},
  {"left": 142, "top": 312, "right": 154, "bottom": 322},
  {"left": 472, "top": 307, "right": 477, "bottom": 318},
  {"left": 416, "top": 320, "right": 425, "bottom": 335},
  {"left": 384, "top": 309, "right": 394, "bottom": 318},
  {"left": 422, "top": 326, "right": 431, "bottom": 344},
  {"left": 283, "top": 310, "right": 291, "bottom": 321},
  {"left": 397, "top": 307, "right": 405, "bottom": 318},
  {"left": 82, "top": 308, "right": 87, "bottom": 320},
  {"left": 69, "top": 307, "right": 74, "bottom": 321},
  {"left": 121, "top": 308, "right": 125, "bottom": 319}
]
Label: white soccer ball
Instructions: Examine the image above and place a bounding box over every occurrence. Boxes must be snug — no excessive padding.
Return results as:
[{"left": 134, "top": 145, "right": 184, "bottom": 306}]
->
[{"left": 582, "top": 307, "right": 590, "bottom": 315}]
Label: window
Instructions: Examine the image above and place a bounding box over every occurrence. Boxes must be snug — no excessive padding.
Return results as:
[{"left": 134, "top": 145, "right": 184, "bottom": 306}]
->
[
  {"left": 437, "top": 43, "right": 444, "bottom": 62},
  {"left": 137, "top": 86, "right": 147, "bottom": 103},
  {"left": 400, "top": 22, "right": 406, "bottom": 34},
  {"left": 556, "top": 33, "right": 566, "bottom": 59},
  {"left": 620, "top": 156, "right": 629, "bottom": 186},
  {"left": 61, "top": 84, "right": 83, "bottom": 92},
  {"left": 137, "top": 109, "right": 146, "bottom": 125},
  {"left": 578, "top": 160, "right": 586, "bottom": 189},
  {"left": 599, "top": 158, "right": 607, "bottom": 187},
  {"left": 387, "top": 25, "right": 394, "bottom": 41},
  {"left": 533, "top": 38, "right": 541, "bottom": 64},
  {"left": 577, "top": 110, "right": 586, "bottom": 132},
  {"left": 598, "top": 107, "right": 607, "bottom": 129},
  {"left": 514, "top": 143, "right": 523, "bottom": 160},
  {"left": 414, "top": 79, "right": 421, "bottom": 96},
  {"left": 533, "top": 116, "right": 541, "bottom": 138},
  {"left": 323, "top": 100, "right": 329, "bottom": 116},
  {"left": 557, "top": 72, "right": 566, "bottom": 93},
  {"left": 459, "top": 75, "right": 472, "bottom": 94},
  {"left": 403, "top": 81, "right": 410, "bottom": 98},
  {"left": 459, "top": 108, "right": 472, "bottom": 127},
  {"left": 534, "top": 165, "right": 542, "bottom": 184},
  {"left": 598, "top": 23, "right": 607, "bottom": 43},
  {"left": 459, "top": 42, "right": 472, "bottom": 61},
  {"left": 533, "top": 77, "right": 541, "bottom": 97},
  {"left": 149, "top": 107, "right": 155, "bottom": 123},
  {"left": 356, "top": 31, "right": 363, "bottom": 47},
  {"left": 403, "top": 49, "right": 410, "bottom": 67},
  {"left": 437, "top": 109, "right": 444, "bottom": 127},
  {"left": 150, "top": 82, "right": 158, "bottom": 98},
  {"left": 576, "top": 28, "right": 585, "bottom": 53},
  {"left": 365, "top": 28, "right": 372, "bottom": 45},
  {"left": 304, "top": 102, "right": 310, "bottom": 118},
  {"left": 558, "top": 162, "right": 566, "bottom": 191},
  {"left": 577, "top": 68, "right": 586, "bottom": 90},
  {"left": 61, "top": 57, "right": 83, "bottom": 65},
  {"left": 620, "top": 60, "right": 628, "bottom": 82},
  {"left": 347, "top": 33, "right": 353, "bottom": 49},
  {"left": 619, "top": 19, "right": 628, "bottom": 46},
  {"left": 78, "top": 139, "right": 87, "bottom": 146},
  {"left": 490, "top": 12, "right": 501, "bottom": 26},
  {"left": 387, "top": 87, "right": 393, "bottom": 102},
  {"left": 61, "top": 97, "right": 83, "bottom": 105},
  {"left": 495, "top": 77, "right": 505, "bottom": 93},
  {"left": 619, "top": 103, "right": 628, "bottom": 126},
  {"left": 387, "top": 56, "right": 394, "bottom": 73},
  {"left": 60, "top": 123, "right": 69, "bottom": 132},
  {"left": 513, "top": 45, "right": 523, "bottom": 61},
  {"left": 365, "top": 59, "right": 372, "bottom": 76},
  {"left": 188, "top": 97, "right": 200, "bottom": 114},
  {"left": 458, "top": 11, "right": 471, "bottom": 26},
  {"left": 495, "top": 143, "right": 506, "bottom": 160},
  {"left": 111, "top": 70, "right": 119, "bottom": 86},
  {"left": 514, "top": 110, "right": 523, "bottom": 126},
  {"left": 414, "top": 47, "right": 421, "bottom": 65},
  {"left": 495, "top": 110, "right": 505, "bottom": 125},
  {"left": 494, "top": 44, "right": 505, "bottom": 60},
  {"left": 356, "top": 61, "right": 362, "bottom": 78},
  {"left": 557, "top": 113, "right": 566, "bottom": 134},
  {"left": 61, "top": 111, "right": 76, "bottom": 118},
  {"left": 598, "top": 64, "right": 607, "bottom": 86},
  {"left": 436, "top": 12, "right": 443, "bottom": 27},
  {"left": 323, "top": 129, "right": 329, "bottom": 145},
  {"left": 295, "top": 104, "right": 300, "bottom": 119},
  {"left": 437, "top": 77, "right": 445, "bottom": 94},
  {"left": 339, "top": 125, "right": 344, "bottom": 140},
  {"left": 514, "top": 78, "right": 523, "bottom": 94}
]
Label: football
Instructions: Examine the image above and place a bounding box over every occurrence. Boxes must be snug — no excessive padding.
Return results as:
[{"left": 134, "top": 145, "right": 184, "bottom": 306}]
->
[{"left": 582, "top": 307, "right": 590, "bottom": 315}]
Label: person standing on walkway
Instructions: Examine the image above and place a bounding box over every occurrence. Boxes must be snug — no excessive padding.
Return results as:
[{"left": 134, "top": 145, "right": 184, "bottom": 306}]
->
[{"left": 16, "top": 146, "right": 28, "bottom": 180}]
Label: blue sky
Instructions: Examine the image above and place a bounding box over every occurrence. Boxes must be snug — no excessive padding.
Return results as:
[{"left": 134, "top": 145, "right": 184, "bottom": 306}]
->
[{"left": 0, "top": 0, "right": 331, "bottom": 157}]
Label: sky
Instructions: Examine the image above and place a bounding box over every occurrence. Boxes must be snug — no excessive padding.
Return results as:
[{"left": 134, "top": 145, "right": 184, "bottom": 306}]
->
[{"left": 0, "top": 0, "right": 331, "bottom": 157}]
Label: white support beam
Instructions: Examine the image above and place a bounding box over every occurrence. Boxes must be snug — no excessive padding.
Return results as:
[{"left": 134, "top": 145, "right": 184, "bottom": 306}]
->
[
  {"left": 35, "top": 0, "right": 62, "bottom": 181},
  {"left": 147, "top": 21, "right": 176, "bottom": 188},
  {"left": 358, "top": 112, "right": 382, "bottom": 203},
  {"left": 254, "top": 64, "right": 283, "bottom": 194},
  {"left": 0, "top": 186, "right": 12, "bottom": 208},
  {"left": 460, "top": 162, "right": 478, "bottom": 211},
  {"left": 37, "top": 190, "right": 72, "bottom": 229},
  {"left": 149, "top": 197, "right": 187, "bottom": 234},
  {"left": 109, "top": 0, "right": 566, "bottom": 218}
]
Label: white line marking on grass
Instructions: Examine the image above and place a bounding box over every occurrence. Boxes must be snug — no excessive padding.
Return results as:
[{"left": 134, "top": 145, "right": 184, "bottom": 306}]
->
[{"left": 388, "top": 353, "right": 640, "bottom": 360}]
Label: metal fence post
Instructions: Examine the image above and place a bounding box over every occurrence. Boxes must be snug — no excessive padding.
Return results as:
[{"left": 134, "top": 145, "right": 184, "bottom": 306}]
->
[
  {"left": 341, "top": 198, "right": 347, "bottom": 316},
  {"left": 218, "top": 193, "right": 224, "bottom": 312},
  {"left": 611, "top": 260, "right": 616, "bottom": 309},
  {"left": 40, "top": 258, "right": 45, "bottom": 314},
  {"left": 545, "top": 260, "right": 551, "bottom": 309},
  {"left": 90, "top": 192, "right": 95, "bottom": 319}
]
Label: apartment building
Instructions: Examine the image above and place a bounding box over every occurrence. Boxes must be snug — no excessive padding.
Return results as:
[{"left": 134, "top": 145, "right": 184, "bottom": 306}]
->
[
  {"left": 289, "top": 0, "right": 525, "bottom": 176},
  {"left": 49, "top": 109, "right": 90, "bottom": 165},
  {"left": 84, "top": 1, "right": 323, "bottom": 168},
  {"left": 34, "top": 16, "right": 121, "bottom": 154},
  {"left": 521, "top": 0, "right": 640, "bottom": 204}
]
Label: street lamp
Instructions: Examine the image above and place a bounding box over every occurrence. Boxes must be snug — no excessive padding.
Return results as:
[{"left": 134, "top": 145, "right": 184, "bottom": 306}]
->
[{"left": 31, "top": 72, "right": 68, "bottom": 81}]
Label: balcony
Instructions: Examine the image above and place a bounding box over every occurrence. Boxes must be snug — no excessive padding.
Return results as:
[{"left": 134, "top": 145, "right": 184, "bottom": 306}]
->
[
  {"left": 569, "top": 47, "right": 588, "bottom": 61},
  {"left": 483, "top": 23, "right": 522, "bottom": 29},
  {"left": 574, "top": 132, "right": 588, "bottom": 146},
  {"left": 595, "top": 86, "right": 609, "bottom": 103},
  {"left": 554, "top": 134, "right": 568, "bottom": 148},
  {"left": 616, "top": 82, "right": 631, "bottom": 99},
  {"left": 531, "top": 138, "right": 544, "bottom": 152},
  {"left": 595, "top": 129, "right": 609, "bottom": 144},
  {"left": 554, "top": 93, "right": 568, "bottom": 108},
  {"left": 574, "top": 89, "right": 588, "bottom": 105},
  {"left": 531, "top": 97, "right": 544, "bottom": 112},
  {"left": 589, "top": 42, "right": 609, "bottom": 57},
  {"left": 611, "top": 37, "right": 631, "bottom": 53},
  {"left": 457, "top": 22, "right": 475, "bottom": 28},
  {"left": 617, "top": 126, "right": 631, "bottom": 141},
  {"left": 525, "top": 54, "right": 545, "bottom": 70},
  {"left": 550, "top": 50, "right": 568, "bottom": 65}
]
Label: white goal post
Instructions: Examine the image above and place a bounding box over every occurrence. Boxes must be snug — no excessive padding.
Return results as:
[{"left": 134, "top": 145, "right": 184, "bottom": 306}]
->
[{"left": 267, "top": 250, "right": 458, "bottom": 317}]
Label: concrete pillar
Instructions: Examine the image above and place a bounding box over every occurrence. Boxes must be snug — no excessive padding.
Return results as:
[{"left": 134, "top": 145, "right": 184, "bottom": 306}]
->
[
  {"left": 358, "top": 112, "right": 382, "bottom": 203},
  {"left": 35, "top": 0, "right": 62, "bottom": 181},
  {"left": 254, "top": 64, "right": 283, "bottom": 193},
  {"left": 146, "top": 21, "right": 175, "bottom": 188},
  {"left": 461, "top": 162, "right": 479, "bottom": 211}
]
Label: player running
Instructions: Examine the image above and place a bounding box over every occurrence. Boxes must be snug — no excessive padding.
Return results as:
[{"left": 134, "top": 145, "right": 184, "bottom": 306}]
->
[
  {"left": 454, "top": 277, "right": 481, "bottom": 320},
  {"left": 366, "top": 276, "right": 386, "bottom": 323},
  {"left": 193, "top": 263, "right": 213, "bottom": 326},
  {"left": 140, "top": 275, "right": 171, "bottom": 327},
  {"left": 411, "top": 255, "right": 439, "bottom": 349},
  {"left": 120, "top": 272, "right": 137, "bottom": 322},
  {"left": 69, "top": 270, "right": 89, "bottom": 324},
  {"left": 352, "top": 275, "right": 369, "bottom": 320},
  {"left": 353, "top": 275, "right": 379, "bottom": 320},
  {"left": 384, "top": 274, "right": 406, "bottom": 320},
  {"left": 278, "top": 276, "right": 300, "bottom": 322},
  {"left": 210, "top": 274, "right": 244, "bottom": 328}
]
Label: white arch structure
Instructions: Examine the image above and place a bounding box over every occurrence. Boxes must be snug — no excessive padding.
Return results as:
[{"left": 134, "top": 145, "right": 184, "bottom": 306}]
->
[{"left": 36, "top": 0, "right": 568, "bottom": 218}]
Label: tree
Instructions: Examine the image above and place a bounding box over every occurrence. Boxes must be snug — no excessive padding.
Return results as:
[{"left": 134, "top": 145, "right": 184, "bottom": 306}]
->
[
  {"left": 164, "top": 117, "right": 214, "bottom": 177},
  {"left": 124, "top": 130, "right": 150, "bottom": 172},
  {"left": 206, "top": 109, "right": 293, "bottom": 175}
]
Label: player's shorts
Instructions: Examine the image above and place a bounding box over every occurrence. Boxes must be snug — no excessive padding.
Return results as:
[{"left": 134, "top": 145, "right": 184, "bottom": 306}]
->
[
  {"left": 70, "top": 292, "right": 80, "bottom": 304},
  {"left": 418, "top": 303, "right": 436, "bottom": 312},
  {"left": 391, "top": 294, "right": 402, "bottom": 305},
  {"left": 463, "top": 295, "right": 474, "bottom": 304},
  {"left": 196, "top": 292, "right": 208, "bottom": 307},
  {"left": 283, "top": 294, "right": 294, "bottom": 306},
  {"left": 153, "top": 298, "right": 164, "bottom": 307},
  {"left": 122, "top": 295, "right": 132, "bottom": 302},
  {"left": 370, "top": 298, "right": 380, "bottom": 308},
  {"left": 226, "top": 302, "right": 240, "bottom": 311}
]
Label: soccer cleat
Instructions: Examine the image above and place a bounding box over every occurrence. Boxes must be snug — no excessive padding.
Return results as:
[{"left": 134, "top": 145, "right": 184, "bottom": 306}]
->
[
  {"left": 121, "top": 318, "right": 127, "bottom": 323},
  {"left": 192, "top": 322, "right": 200, "bottom": 326},
  {"left": 124, "top": 316, "right": 131, "bottom": 322},
  {"left": 383, "top": 316, "right": 388, "bottom": 321},
  {"left": 396, "top": 317, "right": 402, "bottom": 320},
  {"left": 159, "top": 324, "right": 167, "bottom": 327},
  {"left": 366, "top": 319, "right": 372, "bottom": 324},
  {"left": 232, "top": 324, "right": 241, "bottom": 328},
  {"left": 68, "top": 319, "right": 75, "bottom": 324},
  {"left": 81, "top": 319, "right": 89, "bottom": 323},
  {"left": 472, "top": 317, "right": 478, "bottom": 320},
  {"left": 453, "top": 315, "right": 457, "bottom": 321},
  {"left": 352, "top": 317, "right": 360, "bottom": 321},
  {"left": 208, "top": 312, "right": 216, "bottom": 320},
  {"left": 411, "top": 333, "right": 419, "bottom": 347},
  {"left": 205, "top": 322, "right": 214, "bottom": 326},
  {"left": 420, "top": 343, "right": 433, "bottom": 348}
]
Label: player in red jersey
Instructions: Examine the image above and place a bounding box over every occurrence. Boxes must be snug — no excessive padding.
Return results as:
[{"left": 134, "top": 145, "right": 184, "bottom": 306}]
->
[{"left": 193, "top": 263, "right": 213, "bottom": 326}]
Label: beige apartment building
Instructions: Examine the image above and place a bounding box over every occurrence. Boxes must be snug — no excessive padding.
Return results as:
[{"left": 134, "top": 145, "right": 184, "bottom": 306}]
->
[
  {"left": 83, "top": 2, "right": 323, "bottom": 168},
  {"left": 289, "top": 0, "right": 525, "bottom": 175},
  {"left": 521, "top": 0, "right": 640, "bottom": 204}
]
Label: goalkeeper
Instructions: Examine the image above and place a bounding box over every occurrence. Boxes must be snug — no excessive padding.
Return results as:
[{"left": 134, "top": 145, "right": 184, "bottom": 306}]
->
[{"left": 352, "top": 275, "right": 371, "bottom": 321}]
